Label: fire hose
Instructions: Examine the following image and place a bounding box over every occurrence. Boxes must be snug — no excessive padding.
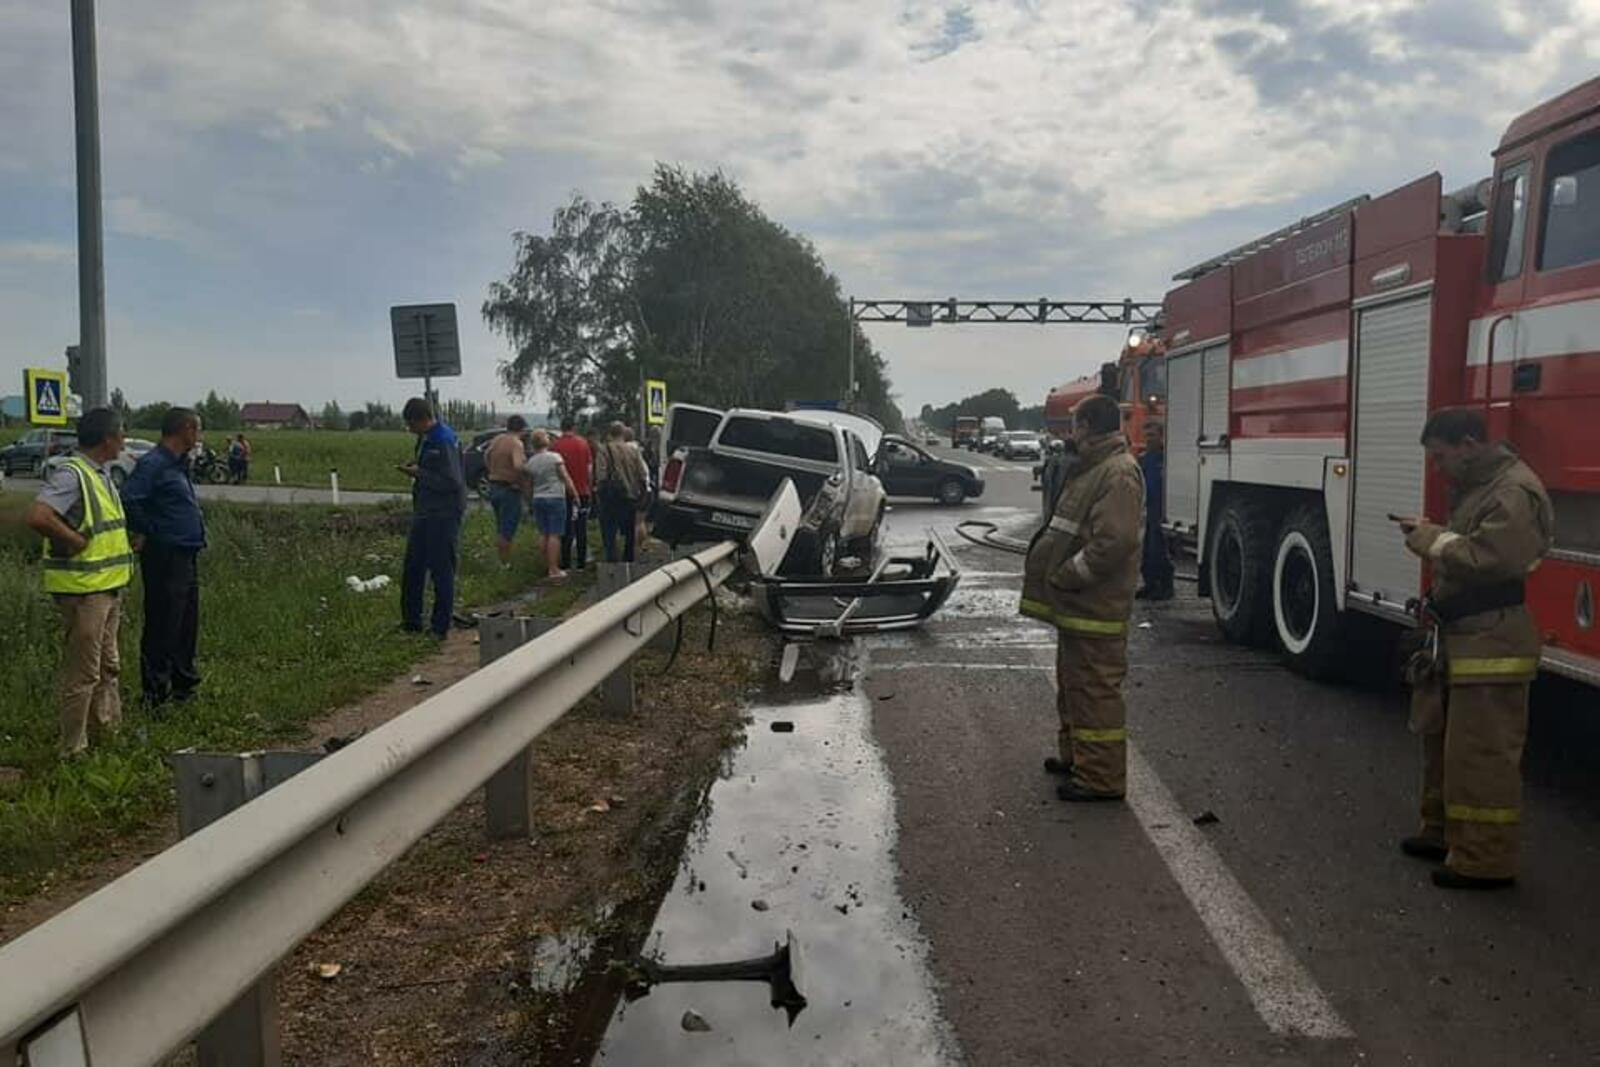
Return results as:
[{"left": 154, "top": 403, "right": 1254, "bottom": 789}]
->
[{"left": 954, "top": 519, "right": 1034, "bottom": 556}]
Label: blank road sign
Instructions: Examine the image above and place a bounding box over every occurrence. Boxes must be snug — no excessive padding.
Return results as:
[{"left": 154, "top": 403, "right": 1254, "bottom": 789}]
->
[{"left": 390, "top": 303, "right": 462, "bottom": 379}]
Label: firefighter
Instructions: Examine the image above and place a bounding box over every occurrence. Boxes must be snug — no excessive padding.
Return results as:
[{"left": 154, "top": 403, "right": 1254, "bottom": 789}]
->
[
  {"left": 1396, "top": 407, "right": 1553, "bottom": 890},
  {"left": 1020, "top": 393, "right": 1144, "bottom": 802}
]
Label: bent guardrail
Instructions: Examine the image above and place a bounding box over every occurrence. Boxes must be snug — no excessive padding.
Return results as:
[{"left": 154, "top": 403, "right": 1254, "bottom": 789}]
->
[{"left": 0, "top": 481, "right": 802, "bottom": 1067}]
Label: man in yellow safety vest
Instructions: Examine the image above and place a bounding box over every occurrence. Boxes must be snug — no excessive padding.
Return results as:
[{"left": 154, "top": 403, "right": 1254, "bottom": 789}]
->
[{"left": 25, "top": 407, "right": 136, "bottom": 757}]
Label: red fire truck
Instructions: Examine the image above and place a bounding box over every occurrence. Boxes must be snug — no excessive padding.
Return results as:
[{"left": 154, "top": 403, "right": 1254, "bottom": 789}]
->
[{"left": 1155, "top": 76, "right": 1600, "bottom": 686}]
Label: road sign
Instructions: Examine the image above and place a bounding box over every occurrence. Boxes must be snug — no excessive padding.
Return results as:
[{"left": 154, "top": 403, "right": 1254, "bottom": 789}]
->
[
  {"left": 390, "top": 304, "right": 462, "bottom": 387},
  {"left": 25, "top": 368, "right": 69, "bottom": 426},
  {"left": 646, "top": 379, "right": 667, "bottom": 426}
]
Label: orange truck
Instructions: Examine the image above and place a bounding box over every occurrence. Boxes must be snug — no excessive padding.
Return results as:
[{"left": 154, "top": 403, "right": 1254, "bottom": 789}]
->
[{"left": 1042, "top": 333, "right": 1168, "bottom": 451}]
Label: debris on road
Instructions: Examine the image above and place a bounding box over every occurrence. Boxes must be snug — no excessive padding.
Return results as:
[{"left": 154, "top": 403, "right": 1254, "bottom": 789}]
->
[
  {"left": 771, "top": 720, "right": 795, "bottom": 733},
  {"left": 1192, "top": 810, "right": 1220, "bottom": 826},
  {"left": 312, "top": 962, "right": 343, "bottom": 981},
  {"left": 409, "top": 674, "right": 431, "bottom": 687},
  {"left": 751, "top": 898, "right": 771, "bottom": 911},
  {"left": 345, "top": 574, "right": 391, "bottom": 593},
  {"left": 589, "top": 799, "right": 612, "bottom": 814},
  {"left": 681, "top": 1009, "right": 713, "bottom": 1032}
]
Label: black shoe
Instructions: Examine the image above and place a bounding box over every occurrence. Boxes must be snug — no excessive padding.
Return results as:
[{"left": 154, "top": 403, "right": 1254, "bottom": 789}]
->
[
  {"left": 1432, "top": 868, "right": 1515, "bottom": 891},
  {"left": 1043, "top": 756, "right": 1074, "bottom": 777},
  {"left": 1056, "top": 779, "right": 1124, "bottom": 803},
  {"left": 1400, "top": 835, "right": 1448, "bottom": 862}
]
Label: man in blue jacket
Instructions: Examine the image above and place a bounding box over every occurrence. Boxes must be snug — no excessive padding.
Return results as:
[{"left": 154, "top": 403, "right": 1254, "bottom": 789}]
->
[
  {"left": 399, "top": 397, "right": 467, "bottom": 638},
  {"left": 1136, "top": 420, "right": 1174, "bottom": 601},
  {"left": 122, "top": 407, "right": 207, "bottom": 708}
]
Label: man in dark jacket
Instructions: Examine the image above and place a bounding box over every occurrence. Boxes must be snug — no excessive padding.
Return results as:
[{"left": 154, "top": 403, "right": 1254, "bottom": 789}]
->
[
  {"left": 1137, "top": 420, "right": 1175, "bottom": 601},
  {"left": 400, "top": 397, "right": 467, "bottom": 639},
  {"left": 122, "top": 406, "right": 207, "bottom": 708}
]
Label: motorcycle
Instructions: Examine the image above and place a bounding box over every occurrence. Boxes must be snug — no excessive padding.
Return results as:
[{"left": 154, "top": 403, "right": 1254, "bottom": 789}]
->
[{"left": 188, "top": 445, "right": 230, "bottom": 485}]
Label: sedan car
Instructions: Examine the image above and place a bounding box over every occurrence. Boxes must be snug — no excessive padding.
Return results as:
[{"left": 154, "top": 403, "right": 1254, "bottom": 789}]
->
[
  {"left": 876, "top": 435, "right": 985, "bottom": 505},
  {"left": 997, "top": 431, "right": 1043, "bottom": 461},
  {"left": 0, "top": 428, "right": 78, "bottom": 477}
]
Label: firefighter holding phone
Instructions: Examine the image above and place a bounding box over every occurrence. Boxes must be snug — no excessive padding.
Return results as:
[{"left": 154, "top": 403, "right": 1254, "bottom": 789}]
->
[{"left": 1394, "top": 407, "right": 1553, "bottom": 890}]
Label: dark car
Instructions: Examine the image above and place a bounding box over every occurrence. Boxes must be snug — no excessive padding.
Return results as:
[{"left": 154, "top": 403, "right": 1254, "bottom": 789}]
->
[
  {"left": 876, "top": 434, "right": 985, "bottom": 505},
  {"left": 0, "top": 428, "right": 77, "bottom": 477},
  {"left": 462, "top": 429, "right": 508, "bottom": 497}
]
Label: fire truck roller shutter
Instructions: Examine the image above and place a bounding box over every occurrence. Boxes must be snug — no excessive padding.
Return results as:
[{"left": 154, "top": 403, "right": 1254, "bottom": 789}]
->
[
  {"left": 1166, "top": 351, "right": 1203, "bottom": 529},
  {"left": 1350, "top": 293, "right": 1433, "bottom": 619}
]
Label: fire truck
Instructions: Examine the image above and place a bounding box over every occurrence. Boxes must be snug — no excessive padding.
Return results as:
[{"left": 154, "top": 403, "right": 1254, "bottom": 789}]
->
[
  {"left": 1154, "top": 76, "right": 1600, "bottom": 686},
  {"left": 1043, "top": 334, "right": 1168, "bottom": 447}
]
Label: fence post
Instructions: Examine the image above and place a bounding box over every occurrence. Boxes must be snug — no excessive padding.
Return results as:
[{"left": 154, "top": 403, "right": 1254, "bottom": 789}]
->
[
  {"left": 595, "top": 562, "right": 636, "bottom": 717},
  {"left": 168, "top": 750, "right": 323, "bottom": 1067},
  {"left": 479, "top": 615, "right": 558, "bottom": 839},
  {"left": 329, "top": 468, "right": 340, "bottom": 505}
]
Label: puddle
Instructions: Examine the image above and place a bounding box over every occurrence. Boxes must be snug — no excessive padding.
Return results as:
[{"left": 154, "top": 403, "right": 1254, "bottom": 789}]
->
[{"left": 592, "top": 648, "right": 959, "bottom": 1065}]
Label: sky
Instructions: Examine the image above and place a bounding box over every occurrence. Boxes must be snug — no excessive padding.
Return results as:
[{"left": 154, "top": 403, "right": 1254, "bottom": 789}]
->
[{"left": 2, "top": 0, "right": 1597, "bottom": 417}]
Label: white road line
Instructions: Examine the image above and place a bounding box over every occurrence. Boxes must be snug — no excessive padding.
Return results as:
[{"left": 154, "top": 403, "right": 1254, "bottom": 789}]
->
[
  {"left": 874, "top": 662, "right": 1053, "bottom": 671},
  {"left": 1125, "top": 744, "right": 1354, "bottom": 1039},
  {"left": 896, "top": 651, "right": 1353, "bottom": 1039}
]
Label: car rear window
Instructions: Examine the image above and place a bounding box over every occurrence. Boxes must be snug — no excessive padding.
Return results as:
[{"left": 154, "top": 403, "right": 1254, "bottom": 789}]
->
[{"left": 718, "top": 416, "right": 838, "bottom": 463}]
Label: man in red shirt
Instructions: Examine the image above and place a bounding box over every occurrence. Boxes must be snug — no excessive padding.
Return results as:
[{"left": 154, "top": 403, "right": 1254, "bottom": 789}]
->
[{"left": 550, "top": 417, "right": 594, "bottom": 570}]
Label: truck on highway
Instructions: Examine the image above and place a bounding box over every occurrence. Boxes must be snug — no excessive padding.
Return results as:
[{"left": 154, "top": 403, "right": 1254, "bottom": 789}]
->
[
  {"left": 976, "top": 415, "right": 1007, "bottom": 452},
  {"left": 1150, "top": 76, "right": 1600, "bottom": 688},
  {"left": 953, "top": 415, "right": 980, "bottom": 449},
  {"left": 653, "top": 405, "right": 887, "bottom": 576},
  {"left": 1042, "top": 333, "right": 1168, "bottom": 448}
]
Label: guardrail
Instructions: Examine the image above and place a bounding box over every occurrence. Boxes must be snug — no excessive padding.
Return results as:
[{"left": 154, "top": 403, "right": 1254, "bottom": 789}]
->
[{"left": 0, "top": 483, "right": 799, "bottom": 1066}]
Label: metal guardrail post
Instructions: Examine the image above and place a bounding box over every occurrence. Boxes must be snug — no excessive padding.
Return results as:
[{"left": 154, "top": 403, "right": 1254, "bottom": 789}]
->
[
  {"left": 595, "top": 563, "right": 636, "bottom": 717},
  {"left": 167, "top": 750, "right": 323, "bottom": 1067},
  {"left": 478, "top": 616, "right": 558, "bottom": 839}
]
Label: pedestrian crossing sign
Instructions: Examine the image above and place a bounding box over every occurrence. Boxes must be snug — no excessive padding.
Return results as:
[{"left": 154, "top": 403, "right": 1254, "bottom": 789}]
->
[
  {"left": 646, "top": 379, "right": 667, "bottom": 426},
  {"left": 25, "top": 368, "right": 69, "bottom": 426}
]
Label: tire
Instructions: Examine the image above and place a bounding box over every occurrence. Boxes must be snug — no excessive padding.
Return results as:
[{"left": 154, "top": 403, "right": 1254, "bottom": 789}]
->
[
  {"left": 816, "top": 529, "right": 839, "bottom": 577},
  {"left": 1272, "top": 504, "right": 1347, "bottom": 679},
  {"left": 937, "top": 477, "right": 966, "bottom": 506},
  {"left": 1208, "top": 496, "right": 1275, "bottom": 647},
  {"left": 207, "top": 463, "right": 228, "bottom": 484}
]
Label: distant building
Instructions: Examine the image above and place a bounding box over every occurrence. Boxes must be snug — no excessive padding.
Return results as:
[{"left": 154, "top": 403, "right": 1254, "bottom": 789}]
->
[{"left": 240, "top": 402, "right": 312, "bottom": 430}]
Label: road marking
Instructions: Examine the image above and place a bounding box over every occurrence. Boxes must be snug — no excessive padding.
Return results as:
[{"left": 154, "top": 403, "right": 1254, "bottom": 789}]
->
[
  {"left": 1125, "top": 743, "right": 1354, "bottom": 1039},
  {"left": 874, "top": 661, "right": 1053, "bottom": 671}
]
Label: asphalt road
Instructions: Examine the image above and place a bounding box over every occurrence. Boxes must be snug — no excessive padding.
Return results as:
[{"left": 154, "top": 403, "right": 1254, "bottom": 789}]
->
[{"left": 867, "top": 445, "right": 1600, "bottom": 1065}]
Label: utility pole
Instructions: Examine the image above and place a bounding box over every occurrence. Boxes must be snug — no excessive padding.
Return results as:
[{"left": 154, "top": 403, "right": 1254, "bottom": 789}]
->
[
  {"left": 846, "top": 297, "right": 856, "bottom": 407},
  {"left": 71, "top": 0, "right": 108, "bottom": 409}
]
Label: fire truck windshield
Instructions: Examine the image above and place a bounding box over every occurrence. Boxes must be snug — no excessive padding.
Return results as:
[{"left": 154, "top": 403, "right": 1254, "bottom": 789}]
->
[{"left": 1126, "top": 358, "right": 1167, "bottom": 403}]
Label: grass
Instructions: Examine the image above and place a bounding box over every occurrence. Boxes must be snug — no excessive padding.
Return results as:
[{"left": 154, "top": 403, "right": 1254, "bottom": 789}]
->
[
  {"left": 232, "top": 430, "right": 421, "bottom": 492},
  {"left": 0, "top": 493, "right": 587, "bottom": 896},
  {"left": 0, "top": 427, "right": 22, "bottom": 447}
]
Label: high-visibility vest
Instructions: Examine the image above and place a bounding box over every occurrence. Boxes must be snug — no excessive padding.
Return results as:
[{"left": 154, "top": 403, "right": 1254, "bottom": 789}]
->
[{"left": 41, "top": 455, "right": 135, "bottom": 595}]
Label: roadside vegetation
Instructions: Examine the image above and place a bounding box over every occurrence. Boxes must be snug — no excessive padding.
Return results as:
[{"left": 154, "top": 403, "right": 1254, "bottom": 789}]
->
[
  {"left": 220, "top": 429, "right": 420, "bottom": 492},
  {"left": 0, "top": 494, "right": 583, "bottom": 897}
]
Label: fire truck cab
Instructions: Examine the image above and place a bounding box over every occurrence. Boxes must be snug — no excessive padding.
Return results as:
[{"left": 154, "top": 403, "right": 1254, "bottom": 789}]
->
[
  {"left": 1159, "top": 76, "right": 1600, "bottom": 685},
  {"left": 1043, "top": 336, "right": 1168, "bottom": 446}
]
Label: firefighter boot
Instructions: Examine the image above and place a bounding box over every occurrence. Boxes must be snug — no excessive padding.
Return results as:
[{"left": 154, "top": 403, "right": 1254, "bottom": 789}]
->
[{"left": 1440, "top": 682, "right": 1530, "bottom": 884}]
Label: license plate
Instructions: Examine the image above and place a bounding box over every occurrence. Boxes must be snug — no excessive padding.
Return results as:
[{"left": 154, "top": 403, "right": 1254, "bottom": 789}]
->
[{"left": 710, "top": 510, "right": 758, "bottom": 530}]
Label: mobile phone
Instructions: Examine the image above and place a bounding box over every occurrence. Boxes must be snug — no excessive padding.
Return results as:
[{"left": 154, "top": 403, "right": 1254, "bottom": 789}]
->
[{"left": 1387, "top": 513, "right": 1406, "bottom": 522}]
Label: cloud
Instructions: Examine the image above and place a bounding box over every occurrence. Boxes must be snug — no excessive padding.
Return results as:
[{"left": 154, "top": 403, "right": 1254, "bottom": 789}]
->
[
  {"left": 3, "top": 0, "right": 1597, "bottom": 412},
  {"left": 0, "top": 240, "right": 75, "bottom": 264}
]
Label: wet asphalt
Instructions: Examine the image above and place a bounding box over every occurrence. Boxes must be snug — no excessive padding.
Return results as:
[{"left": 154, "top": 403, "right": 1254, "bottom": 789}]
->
[
  {"left": 585, "top": 448, "right": 1600, "bottom": 1065},
  {"left": 866, "top": 449, "right": 1600, "bottom": 1066}
]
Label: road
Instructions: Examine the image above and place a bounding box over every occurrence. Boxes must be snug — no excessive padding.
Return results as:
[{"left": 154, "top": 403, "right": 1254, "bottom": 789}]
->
[
  {"left": 864, "top": 445, "right": 1600, "bottom": 1065},
  {"left": 1, "top": 475, "right": 404, "bottom": 507}
]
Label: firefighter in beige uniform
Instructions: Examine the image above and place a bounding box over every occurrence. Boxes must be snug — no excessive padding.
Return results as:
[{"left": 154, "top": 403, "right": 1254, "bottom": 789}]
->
[
  {"left": 1020, "top": 394, "right": 1144, "bottom": 802},
  {"left": 1398, "top": 408, "right": 1553, "bottom": 890}
]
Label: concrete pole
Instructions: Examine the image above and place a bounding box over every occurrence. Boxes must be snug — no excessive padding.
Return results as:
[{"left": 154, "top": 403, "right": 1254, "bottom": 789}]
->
[{"left": 71, "top": 0, "right": 108, "bottom": 409}]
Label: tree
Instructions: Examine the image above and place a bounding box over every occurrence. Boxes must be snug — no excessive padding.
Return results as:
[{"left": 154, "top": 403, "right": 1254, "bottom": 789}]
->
[
  {"left": 922, "top": 388, "right": 1024, "bottom": 431},
  {"left": 195, "top": 390, "right": 241, "bottom": 431},
  {"left": 320, "top": 400, "right": 348, "bottom": 431},
  {"left": 130, "top": 402, "right": 172, "bottom": 431},
  {"left": 347, "top": 409, "right": 369, "bottom": 432},
  {"left": 483, "top": 193, "right": 638, "bottom": 421},
  {"left": 483, "top": 166, "right": 901, "bottom": 430}
]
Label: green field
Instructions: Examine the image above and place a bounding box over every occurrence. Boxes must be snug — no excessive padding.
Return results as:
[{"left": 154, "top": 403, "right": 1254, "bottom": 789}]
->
[
  {"left": 234, "top": 429, "right": 423, "bottom": 492},
  {"left": 0, "top": 495, "right": 586, "bottom": 895}
]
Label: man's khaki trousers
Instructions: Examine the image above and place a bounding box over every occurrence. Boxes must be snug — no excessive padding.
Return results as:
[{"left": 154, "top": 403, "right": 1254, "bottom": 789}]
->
[{"left": 56, "top": 590, "right": 124, "bottom": 755}]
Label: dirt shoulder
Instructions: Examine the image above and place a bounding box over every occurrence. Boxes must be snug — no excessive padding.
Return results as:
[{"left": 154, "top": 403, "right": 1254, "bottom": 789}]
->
[{"left": 275, "top": 600, "right": 769, "bottom": 1065}]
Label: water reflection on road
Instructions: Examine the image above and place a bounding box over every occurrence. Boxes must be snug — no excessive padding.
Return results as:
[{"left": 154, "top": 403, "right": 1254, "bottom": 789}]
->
[{"left": 594, "top": 642, "right": 958, "bottom": 1066}]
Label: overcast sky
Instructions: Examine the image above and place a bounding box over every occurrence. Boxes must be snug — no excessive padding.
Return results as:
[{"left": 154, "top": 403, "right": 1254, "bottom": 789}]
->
[{"left": 3, "top": 0, "right": 1597, "bottom": 416}]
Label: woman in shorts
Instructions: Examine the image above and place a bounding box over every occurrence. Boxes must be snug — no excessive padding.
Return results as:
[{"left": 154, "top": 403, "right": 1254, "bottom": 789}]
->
[{"left": 524, "top": 430, "right": 579, "bottom": 581}]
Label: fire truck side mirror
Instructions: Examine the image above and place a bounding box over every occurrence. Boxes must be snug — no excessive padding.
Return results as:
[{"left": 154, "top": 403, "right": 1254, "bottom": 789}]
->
[{"left": 1552, "top": 175, "right": 1578, "bottom": 208}]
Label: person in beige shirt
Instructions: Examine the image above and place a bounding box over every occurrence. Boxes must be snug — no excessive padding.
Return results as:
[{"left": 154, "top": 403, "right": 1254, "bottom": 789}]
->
[{"left": 485, "top": 416, "right": 529, "bottom": 566}]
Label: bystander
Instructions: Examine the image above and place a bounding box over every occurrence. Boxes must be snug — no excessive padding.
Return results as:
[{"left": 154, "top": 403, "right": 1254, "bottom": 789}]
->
[
  {"left": 25, "top": 407, "right": 135, "bottom": 756},
  {"left": 398, "top": 398, "right": 467, "bottom": 639},
  {"left": 551, "top": 417, "right": 593, "bottom": 570},
  {"left": 485, "top": 415, "right": 529, "bottom": 567}
]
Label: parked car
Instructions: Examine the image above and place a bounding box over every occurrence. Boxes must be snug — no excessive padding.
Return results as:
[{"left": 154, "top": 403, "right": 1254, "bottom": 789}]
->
[
  {"left": 462, "top": 428, "right": 512, "bottom": 497},
  {"left": 997, "top": 430, "right": 1043, "bottom": 461},
  {"left": 877, "top": 435, "right": 985, "bottom": 505},
  {"left": 43, "top": 436, "right": 159, "bottom": 489},
  {"left": 653, "top": 405, "right": 886, "bottom": 575},
  {"left": 1, "top": 428, "right": 78, "bottom": 477}
]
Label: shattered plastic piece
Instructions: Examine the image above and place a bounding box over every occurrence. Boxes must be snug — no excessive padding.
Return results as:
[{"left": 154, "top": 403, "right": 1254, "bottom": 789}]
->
[
  {"left": 771, "top": 721, "right": 796, "bottom": 733},
  {"left": 590, "top": 799, "right": 612, "bottom": 813},
  {"left": 1192, "top": 810, "right": 1220, "bottom": 826},
  {"left": 1138, "top": 621, "right": 1154, "bottom": 629},
  {"left": 313, "top": 962, "right": 343, "bottom": 980},
  {"left": 751, "top": 899, "right": 770, "bottom": 912},
  {"left": 410, "top": 674, "right": 431, "bottom": 686},
  {"left": 344, "top": 574, "right": 392, "bottom": 593},
  {"left": 681, "top": 1010, "right": 713, "bottom": 1032}
]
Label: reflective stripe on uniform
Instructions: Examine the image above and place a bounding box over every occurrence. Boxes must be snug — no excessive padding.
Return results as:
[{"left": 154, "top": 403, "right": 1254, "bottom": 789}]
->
[
  {"left": 1019, "top": 597, "right": 1126, "bottom": 635},
  {"left": 1448, "top": 656, "right": 1540, "bottom": 682},
  {"left": 1446, "top": 803, "right": 1521, "bottom": 825},
  {"left": 1073, "top": 726, "right": 1127, "bottom": 743},
  {"left": 42, "top": 553, "right": 138, "bottom": 572},
  {"left": 1049, "top": 515, "right": 1081, "bottom": 536},
  {"left": 86, "top": 518, "right": 126, "bottom": 535},
  {"left": 1428, "top": 530, "right": 1464, "bottom": 560}
]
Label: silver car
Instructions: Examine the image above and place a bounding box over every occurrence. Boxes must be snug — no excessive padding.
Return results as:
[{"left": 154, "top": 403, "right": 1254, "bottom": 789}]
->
[
  {"left": 43, "top": 436, "right": 156, "bottom": 488},
  {"left": 997, "top": 431, "right": 1043, "bottom": 460}
]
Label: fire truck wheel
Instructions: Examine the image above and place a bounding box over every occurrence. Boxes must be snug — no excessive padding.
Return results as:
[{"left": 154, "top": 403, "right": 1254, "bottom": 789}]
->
[
  {"left": 1208, "top": 497, "right": 1275, "bottom": 647},
  {"left": 1272, "top": 504, "right": 1345, "bottom": 679}
]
